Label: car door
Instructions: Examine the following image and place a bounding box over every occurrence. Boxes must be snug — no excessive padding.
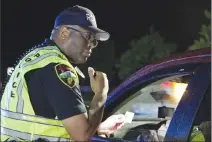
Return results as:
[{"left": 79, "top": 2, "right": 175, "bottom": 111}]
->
[
  {"left": 91, "top": 62, "right": 209, "bottom": 142},
  {"left": 164, "top": 63, "right": 211, "bottom": 141}
]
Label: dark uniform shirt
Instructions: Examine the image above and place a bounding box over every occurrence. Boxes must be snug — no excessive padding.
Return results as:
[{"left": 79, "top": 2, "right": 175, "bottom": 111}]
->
[{"left": 24, "top": 40, "right": 87, "bottom": 120}]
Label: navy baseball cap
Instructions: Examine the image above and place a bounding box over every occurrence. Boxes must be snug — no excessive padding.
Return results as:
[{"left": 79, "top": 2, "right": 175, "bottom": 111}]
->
[{"left": 54, "top": 5, "right": 110, "bottom": 41}]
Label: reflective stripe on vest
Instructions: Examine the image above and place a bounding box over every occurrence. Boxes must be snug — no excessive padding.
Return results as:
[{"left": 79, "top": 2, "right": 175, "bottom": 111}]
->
[
  {"left": 1, "top": 127, "right": 70, "bottom": 141},
  {"left": 5, "top": 47, "right": 57, "bottom": 111},
  {"left": 1, "top": 108, "right": 63, "bottom": 127},
  {"left": 5, "top": 52, "right": 61, "bottom": 113},
  {"left": 22, "top": 52, "right": 59, "bottom": 68},
  {"left": 1, "top": 46, "right": 76, "bottom": 141},
  {"left": 1, "top": 109, "right": 71, "bottom": 140}
]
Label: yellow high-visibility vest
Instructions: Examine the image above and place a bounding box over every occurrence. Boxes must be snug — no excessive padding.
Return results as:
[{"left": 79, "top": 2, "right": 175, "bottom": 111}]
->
[
  {"left": 190, "top": 126, "right": 205, "bottom": 142},
  {"left": 1, "top": 45, "right": 79, "bottom": 141}
]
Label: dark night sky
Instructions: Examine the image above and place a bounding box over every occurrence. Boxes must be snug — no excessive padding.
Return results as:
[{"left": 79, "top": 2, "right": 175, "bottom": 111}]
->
[{"left": 1, "top": 0, "right": 211, "bottom": 79}]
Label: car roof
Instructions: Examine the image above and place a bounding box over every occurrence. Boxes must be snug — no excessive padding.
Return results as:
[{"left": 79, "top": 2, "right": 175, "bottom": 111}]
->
[{"left": 107, "top": 48, "right": 211, "bottom": 102}]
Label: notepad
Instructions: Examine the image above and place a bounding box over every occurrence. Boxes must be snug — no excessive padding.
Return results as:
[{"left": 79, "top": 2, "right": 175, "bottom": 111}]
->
[{"left": 124, "top": 111, "right": 134, "bottom": 123}]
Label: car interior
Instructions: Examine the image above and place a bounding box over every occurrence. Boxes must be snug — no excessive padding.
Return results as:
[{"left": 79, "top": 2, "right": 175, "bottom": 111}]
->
[{"left": 105, "top": 74, "right": 192, "bottom": 141}]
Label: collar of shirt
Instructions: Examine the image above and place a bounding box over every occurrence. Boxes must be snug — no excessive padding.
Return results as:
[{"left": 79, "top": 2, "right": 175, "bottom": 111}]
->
[
  {"left": 42, "top": 39, "right": 73, "bottom": 63},
  {"left": 42, "top": 39, "right": 83, "bottom": 74}
]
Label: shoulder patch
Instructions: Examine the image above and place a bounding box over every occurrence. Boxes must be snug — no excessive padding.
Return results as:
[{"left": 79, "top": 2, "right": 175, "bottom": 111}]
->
[{"left": 55, "top": 64, "right": 78, "bottom": 88}]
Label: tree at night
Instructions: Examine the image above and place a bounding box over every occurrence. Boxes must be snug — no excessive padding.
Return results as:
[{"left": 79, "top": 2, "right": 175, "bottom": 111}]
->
[
  {"left": 189, "top": 10, "right": 211, "bottom": 50},
  {"left": 117, "top": 28, "right": 177, "bottom": 80}
]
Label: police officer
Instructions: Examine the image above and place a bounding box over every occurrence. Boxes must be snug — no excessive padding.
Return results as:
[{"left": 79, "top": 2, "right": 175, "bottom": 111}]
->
[{"left": 1, "top": 5, "right": 111, "bottom": 141}]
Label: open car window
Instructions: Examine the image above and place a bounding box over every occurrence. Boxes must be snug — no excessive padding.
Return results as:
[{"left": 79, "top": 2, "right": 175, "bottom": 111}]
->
[{"left": 107, "top": 74, "right": 192, "bottom": 141}]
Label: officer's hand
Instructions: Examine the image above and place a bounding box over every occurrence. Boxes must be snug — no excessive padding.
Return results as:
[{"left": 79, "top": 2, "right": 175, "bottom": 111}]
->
[
  {"left": 88, "top": 67, "right": 109, "bottom": 95},
  {"left": 97, "top": 114, "right": 126, "bottom": 135}
]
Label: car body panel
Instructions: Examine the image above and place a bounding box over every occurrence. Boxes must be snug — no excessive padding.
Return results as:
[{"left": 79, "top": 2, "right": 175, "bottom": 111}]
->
[
  {"left": 165, "top": 64, "right": 211, "bottom": 141},
  {"left": 91, "top": 48, "right": 211, "bottom": 141},
  {"left": 106, "top": 48, "right": 210, "bottom": 107}
]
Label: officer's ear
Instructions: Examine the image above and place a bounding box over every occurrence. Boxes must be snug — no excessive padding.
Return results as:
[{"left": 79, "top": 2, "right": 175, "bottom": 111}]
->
[{"left": 60, "top": 27, "right": 71, "bottom": 40}]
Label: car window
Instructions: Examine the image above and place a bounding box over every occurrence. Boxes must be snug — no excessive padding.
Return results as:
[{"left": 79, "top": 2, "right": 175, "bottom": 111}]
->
[
  {"left": 107, "top": 74, "right": 192, "bottom": 141},
  {"left": 188, "top": 86, "right": 211, "bottom": 142}
]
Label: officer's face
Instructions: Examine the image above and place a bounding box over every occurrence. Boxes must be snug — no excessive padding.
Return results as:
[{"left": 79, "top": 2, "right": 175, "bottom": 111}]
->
[{"left": 62, "top": 26, "right": 97, "bottom": 64}]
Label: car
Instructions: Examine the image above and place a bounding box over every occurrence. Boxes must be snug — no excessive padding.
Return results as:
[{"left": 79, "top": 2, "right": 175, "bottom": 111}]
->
[{"left": 90, "top": 48, "right": 211, "bottom": 142}]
